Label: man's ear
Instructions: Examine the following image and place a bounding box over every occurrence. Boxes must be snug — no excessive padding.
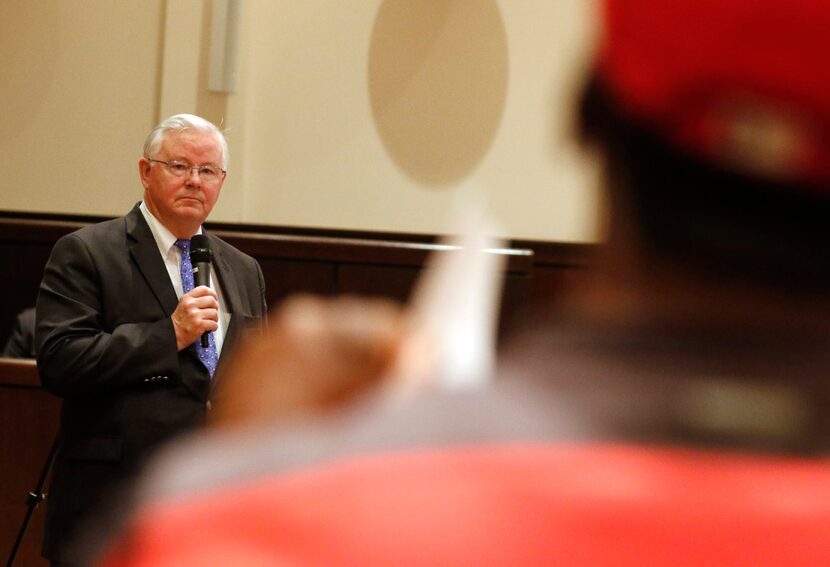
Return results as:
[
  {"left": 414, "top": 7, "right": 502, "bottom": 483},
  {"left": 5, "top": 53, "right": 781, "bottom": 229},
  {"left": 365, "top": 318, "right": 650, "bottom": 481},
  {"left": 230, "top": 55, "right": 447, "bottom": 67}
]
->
[{"left": 138, "top": 157, "right": 151, "bottom": 189}]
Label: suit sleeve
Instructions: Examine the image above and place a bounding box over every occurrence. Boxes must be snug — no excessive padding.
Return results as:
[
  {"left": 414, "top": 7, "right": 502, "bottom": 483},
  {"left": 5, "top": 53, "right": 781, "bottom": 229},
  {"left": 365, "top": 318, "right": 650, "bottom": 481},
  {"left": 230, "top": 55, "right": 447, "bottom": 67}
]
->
[
  {"left": 2, "top": 307, "right": 36, "bottom": 359},
  {"left": 255, "top": 258, "right": 268, "bottom": 323},
  {"left": 36, "top": 233, "right": 180, "bottom": 397}
]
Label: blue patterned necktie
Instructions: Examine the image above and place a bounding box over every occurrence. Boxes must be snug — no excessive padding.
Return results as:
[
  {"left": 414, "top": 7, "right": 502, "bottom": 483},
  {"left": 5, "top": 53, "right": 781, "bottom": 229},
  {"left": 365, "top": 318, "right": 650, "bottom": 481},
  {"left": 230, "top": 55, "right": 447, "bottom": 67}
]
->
[{"left": 175, "top": 239, "right": 219, "bottom": 377}]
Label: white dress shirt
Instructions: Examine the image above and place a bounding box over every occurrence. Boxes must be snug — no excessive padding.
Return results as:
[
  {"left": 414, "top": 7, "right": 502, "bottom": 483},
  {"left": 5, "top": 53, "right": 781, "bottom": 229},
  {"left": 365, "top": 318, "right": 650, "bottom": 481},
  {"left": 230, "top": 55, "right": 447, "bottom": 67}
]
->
[{"left": 139, "top": 201, "right": 229, "bottom": 354}]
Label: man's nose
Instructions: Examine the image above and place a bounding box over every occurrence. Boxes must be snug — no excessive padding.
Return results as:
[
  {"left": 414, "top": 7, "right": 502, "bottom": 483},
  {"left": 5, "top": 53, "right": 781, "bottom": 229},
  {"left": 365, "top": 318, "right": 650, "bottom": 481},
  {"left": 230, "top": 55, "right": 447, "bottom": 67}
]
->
[{"left": 185, "top": 167, "right": 202, "bottom": 185}]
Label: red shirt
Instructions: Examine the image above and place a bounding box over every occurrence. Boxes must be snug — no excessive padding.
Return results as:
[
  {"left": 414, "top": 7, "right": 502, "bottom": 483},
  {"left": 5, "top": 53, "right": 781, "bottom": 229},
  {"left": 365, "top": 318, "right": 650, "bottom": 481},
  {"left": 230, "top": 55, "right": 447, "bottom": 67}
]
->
[{"left": 101, "top": 442, "right": 830, "bottom": 566}]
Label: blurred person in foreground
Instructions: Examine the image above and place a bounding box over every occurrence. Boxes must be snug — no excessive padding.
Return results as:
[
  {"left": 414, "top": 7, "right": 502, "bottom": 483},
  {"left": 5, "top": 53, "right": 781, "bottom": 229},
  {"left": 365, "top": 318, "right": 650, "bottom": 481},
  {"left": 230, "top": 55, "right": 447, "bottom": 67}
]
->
[
  {"left": 98, "top": 1, "right": 830, "bottom": 565},
  {"left": 35, "top": 114, "right": 267, "bottom": 566}
]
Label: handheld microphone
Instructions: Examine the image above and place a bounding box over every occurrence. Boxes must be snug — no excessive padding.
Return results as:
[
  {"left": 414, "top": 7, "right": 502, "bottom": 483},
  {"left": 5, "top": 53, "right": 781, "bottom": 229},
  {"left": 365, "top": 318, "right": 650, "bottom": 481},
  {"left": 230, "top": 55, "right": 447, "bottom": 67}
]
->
[{"left": 189, "top": 234, "right": 213, "bottom": 348}]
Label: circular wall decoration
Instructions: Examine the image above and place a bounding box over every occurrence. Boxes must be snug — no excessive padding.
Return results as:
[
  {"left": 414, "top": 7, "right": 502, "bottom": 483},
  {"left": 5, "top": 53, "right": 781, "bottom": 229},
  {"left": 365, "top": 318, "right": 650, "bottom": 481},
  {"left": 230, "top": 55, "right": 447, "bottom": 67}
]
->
[{"left": 369, "top": 0, "right": 509, "bottom": 186}]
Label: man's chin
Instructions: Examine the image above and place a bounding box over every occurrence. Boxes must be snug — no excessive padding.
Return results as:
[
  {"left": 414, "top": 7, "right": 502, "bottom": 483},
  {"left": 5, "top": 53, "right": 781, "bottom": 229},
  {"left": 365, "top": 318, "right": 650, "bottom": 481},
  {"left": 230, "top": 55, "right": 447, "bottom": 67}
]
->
[{"left": 174, "top": 203, "right": 209, "bottom": 220}]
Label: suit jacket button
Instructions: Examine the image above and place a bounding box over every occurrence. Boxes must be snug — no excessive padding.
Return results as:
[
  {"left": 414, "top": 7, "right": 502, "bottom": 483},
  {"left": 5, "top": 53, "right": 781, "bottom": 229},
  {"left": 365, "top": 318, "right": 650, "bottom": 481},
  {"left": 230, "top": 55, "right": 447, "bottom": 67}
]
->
[{"left": 206, "top": 401, "right": 212, "bottom": 411}]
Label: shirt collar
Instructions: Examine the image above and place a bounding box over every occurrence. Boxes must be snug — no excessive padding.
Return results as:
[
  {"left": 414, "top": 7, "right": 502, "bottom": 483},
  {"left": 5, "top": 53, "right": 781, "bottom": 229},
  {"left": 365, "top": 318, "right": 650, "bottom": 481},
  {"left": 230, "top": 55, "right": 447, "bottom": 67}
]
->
[{"left": 139, "top": 201, "right": 202, "bottom": 256}]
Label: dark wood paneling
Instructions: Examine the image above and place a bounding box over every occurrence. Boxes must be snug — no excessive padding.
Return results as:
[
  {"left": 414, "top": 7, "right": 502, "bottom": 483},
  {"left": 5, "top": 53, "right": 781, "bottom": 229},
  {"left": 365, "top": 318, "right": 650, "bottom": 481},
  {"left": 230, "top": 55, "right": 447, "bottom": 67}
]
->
[
  {"left": 0, "top": 359, "right": 57, "bottom": 567},
  {"left": 499, "top": 273, "right": 534, "bottom": 338},
  {"left": 337, "top": 264, "right": 421, "bottom": 302},
  {"left": 258, "top": 259, "right": 336, "bottom": 306}
]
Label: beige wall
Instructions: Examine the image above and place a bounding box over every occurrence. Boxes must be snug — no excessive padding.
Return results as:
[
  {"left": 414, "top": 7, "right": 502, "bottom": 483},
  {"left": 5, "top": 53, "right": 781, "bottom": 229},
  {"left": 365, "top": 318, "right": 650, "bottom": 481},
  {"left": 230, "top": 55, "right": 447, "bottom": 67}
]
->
[
  {"left": 0, "top": 1, "right": 164, "bottom": 215},
  {"left": 0, "top": 0, "right": 601, "bottom": 242}
]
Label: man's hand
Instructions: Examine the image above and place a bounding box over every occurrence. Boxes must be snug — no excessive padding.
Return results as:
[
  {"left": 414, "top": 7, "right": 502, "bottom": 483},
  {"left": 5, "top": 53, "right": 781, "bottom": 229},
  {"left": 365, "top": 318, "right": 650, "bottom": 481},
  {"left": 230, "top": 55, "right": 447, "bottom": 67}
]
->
[{"left": 171, "top": 286, "right": 219, "bottom": 350}]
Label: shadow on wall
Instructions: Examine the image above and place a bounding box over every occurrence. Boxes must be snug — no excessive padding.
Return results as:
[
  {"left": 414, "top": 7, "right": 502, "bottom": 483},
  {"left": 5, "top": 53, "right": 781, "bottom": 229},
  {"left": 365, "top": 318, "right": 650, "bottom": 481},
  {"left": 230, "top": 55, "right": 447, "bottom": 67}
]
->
[{"left": 368, "top": 0, "right": 509, "bottom": 187}]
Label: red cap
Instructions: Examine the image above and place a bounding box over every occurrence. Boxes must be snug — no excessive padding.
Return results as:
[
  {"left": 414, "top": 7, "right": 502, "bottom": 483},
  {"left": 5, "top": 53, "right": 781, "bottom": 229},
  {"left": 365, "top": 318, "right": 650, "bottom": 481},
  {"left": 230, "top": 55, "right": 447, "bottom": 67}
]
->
[{"left": 598, "top": 0, "right": 830, "bottom": 190}]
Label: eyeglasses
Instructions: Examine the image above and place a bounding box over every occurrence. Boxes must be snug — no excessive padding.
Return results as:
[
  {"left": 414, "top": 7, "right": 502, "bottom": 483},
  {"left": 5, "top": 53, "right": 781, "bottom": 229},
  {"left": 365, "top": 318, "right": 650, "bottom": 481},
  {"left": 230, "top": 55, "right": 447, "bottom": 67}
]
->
[{"left": 147, "top": 159, "right": 226, "bottom": 183}]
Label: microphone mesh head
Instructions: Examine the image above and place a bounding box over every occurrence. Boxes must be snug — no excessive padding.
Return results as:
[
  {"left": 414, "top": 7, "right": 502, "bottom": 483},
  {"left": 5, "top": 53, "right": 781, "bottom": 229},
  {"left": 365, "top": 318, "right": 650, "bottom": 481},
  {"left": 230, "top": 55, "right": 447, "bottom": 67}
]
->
[{"left": 189, "top": 234, "right": 212, "bottom": 263}]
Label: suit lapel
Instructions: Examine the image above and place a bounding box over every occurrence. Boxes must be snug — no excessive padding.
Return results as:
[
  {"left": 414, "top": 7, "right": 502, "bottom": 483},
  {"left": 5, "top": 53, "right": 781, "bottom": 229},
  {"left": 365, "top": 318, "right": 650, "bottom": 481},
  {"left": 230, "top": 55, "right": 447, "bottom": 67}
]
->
[
  {"left": 126, "top": 204, "right": 179, "bottom": 316},
  {"left": 210, "top": 235, "right": 250, "bottom": 345},
  {"left": 209, "top": 235, "right": 243, "bottom": 317},
  {"left": 207, "top": 234, "right": 251, "bottom": 394}
]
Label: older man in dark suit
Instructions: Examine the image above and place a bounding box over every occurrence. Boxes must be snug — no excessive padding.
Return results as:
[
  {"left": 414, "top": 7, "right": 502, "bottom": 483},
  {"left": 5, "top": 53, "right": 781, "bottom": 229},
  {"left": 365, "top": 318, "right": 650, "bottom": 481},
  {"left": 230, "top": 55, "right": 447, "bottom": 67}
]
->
[{"left": 35, "top": 114, "right": 267, "bottom": 566}]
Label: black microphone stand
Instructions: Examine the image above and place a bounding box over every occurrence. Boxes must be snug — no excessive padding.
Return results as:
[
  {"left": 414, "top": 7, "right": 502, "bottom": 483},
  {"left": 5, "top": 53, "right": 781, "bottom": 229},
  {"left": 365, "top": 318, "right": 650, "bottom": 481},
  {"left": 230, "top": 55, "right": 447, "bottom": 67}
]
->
[{"left": 6, "top": 432, "right": 60, "bottom": 567}]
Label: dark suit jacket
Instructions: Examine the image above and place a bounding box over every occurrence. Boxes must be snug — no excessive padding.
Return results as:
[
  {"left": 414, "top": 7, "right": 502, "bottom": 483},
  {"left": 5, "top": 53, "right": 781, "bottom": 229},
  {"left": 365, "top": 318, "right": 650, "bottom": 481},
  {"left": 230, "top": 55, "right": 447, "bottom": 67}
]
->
[
  {"left": 35, "top": 204, "right": 267, "bottom": 562},
  {"left": 2, "top": 306, "right": 36, "bottom": 358}
]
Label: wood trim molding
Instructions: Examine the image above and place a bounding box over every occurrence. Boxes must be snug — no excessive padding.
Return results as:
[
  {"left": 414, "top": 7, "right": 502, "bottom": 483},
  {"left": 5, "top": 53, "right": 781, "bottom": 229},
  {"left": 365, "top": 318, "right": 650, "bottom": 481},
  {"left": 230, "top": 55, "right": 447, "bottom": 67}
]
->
[
  {"left": 0, "top": 358, "right": 39, "bottom": 388},
  {"left": 0, "top": 210, "right": 594, "bottom": 269}
]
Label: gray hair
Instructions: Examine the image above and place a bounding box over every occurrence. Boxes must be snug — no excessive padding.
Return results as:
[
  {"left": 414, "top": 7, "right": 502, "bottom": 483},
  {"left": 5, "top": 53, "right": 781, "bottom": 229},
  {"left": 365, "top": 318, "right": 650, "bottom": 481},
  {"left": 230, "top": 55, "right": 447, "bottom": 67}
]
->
[{"left": 143, "top": 114, "right": 229, "bottom": 169}]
